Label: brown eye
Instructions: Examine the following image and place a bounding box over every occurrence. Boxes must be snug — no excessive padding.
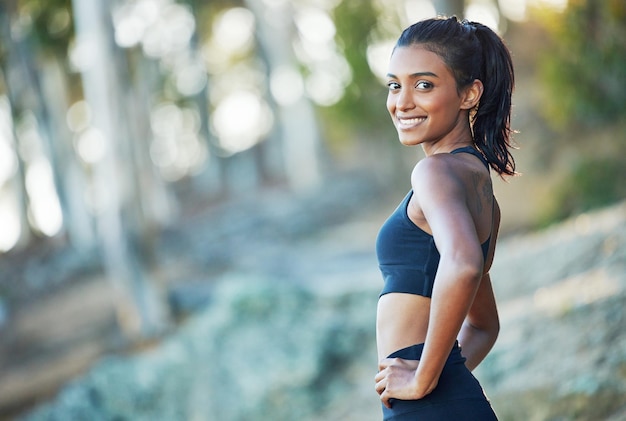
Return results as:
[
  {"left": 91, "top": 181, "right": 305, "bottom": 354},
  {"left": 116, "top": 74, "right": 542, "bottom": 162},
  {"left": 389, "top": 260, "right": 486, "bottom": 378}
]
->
[{"left": 416, "top": 81, "right": 433, "bottom": 90}]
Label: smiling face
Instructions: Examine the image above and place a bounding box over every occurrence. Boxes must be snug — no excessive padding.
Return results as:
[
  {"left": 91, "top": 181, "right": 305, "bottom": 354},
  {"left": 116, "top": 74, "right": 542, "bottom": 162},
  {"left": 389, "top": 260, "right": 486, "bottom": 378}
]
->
[{"left": 386, "top": 45, "right": 480, "bottom": 152}]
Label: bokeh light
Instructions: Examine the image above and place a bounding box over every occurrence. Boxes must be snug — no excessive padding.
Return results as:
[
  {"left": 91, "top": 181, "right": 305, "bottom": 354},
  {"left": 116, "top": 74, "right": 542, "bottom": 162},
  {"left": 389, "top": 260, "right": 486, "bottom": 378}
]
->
[
  {"left": 0, "top": 190, "right": 21, "bottom": 252},
  {"left": 270, "top": 66, "right": 304, "bottom": 106},
  {"left": 212, "top": 7, "right": 255, "bottom": 55},
  {"left": 66, "top": 100, "right": 92, "bottom": 133},
  {"left": 25, "top": 158, "right": 63, "bottom": 236},
  {"left": 0, "top": 98, "right": 18, "bottom": 186},
  {"left": 150, "top": 102, "right": 207, "bottom": 180},
  {"left": 366, "top": 40, "right": 395, "bottom": 81},
  {"left": 466, "top": 2, "right": 500, "bottom": 31},
  {"left": 211, "top": 91, "right": 273, "bottom": 155},
  {"left": 404, "top": 0, "right": 436, "bottom": 22},
  {"left": 75, "top": 127, "right": 107, "bottom": 164}
]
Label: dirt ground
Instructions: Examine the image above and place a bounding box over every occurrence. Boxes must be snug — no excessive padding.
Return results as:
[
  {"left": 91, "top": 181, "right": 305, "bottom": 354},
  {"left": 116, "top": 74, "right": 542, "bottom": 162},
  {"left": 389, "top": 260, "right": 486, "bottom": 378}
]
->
[{"left": 0, "top": 275, "right": 120, "bottom": 419}]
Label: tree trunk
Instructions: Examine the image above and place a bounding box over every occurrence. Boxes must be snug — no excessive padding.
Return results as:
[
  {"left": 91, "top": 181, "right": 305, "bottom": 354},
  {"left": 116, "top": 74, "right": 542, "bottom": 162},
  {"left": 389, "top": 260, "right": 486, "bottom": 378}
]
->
[
  {"left": 0, "top": 0, "right": 72, "bottom": 245},
  {"left": 185, "top": 0, "right": 224, "bottom": 197},
  {"left": 40, "top": 57, "right": 96, "bottom": 251},
  {"left": 244, "top": 0, "right": 324, "bottom": 192},
  {"left": 0, "top": 1, "right": 37, "bottom": 248},
  {"left": 70, "top": 0, "right": 168, "bottom": 338}
]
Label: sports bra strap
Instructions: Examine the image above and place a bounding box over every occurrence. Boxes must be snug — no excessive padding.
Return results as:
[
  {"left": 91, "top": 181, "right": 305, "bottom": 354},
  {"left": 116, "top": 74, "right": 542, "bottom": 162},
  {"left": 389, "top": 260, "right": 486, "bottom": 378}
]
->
[{"left": 450, "top": 146, "right": 489, "bottom": 170}]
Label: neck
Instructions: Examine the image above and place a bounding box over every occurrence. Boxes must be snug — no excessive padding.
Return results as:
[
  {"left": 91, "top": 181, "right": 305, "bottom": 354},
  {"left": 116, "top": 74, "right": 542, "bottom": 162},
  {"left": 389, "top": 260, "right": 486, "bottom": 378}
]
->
[
  {"left": 422, "top": 117, "right": 475, "bottom": 155},
  {"left": 422, "top": 135, "right": 474, "bottom": 156}
]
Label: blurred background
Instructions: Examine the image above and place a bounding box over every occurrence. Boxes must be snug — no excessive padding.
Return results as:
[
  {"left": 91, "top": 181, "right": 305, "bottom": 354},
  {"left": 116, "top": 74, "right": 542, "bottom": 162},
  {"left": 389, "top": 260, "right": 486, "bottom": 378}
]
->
[{"left": 0, "top": 0, "right": 624, "bottom": 420}]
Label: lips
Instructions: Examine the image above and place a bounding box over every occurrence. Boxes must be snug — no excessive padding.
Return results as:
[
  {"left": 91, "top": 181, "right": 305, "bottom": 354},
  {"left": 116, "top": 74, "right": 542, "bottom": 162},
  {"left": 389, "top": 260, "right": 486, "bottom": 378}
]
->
[{"left": 396, "top": 116, "right": 426, "bottom": 130}]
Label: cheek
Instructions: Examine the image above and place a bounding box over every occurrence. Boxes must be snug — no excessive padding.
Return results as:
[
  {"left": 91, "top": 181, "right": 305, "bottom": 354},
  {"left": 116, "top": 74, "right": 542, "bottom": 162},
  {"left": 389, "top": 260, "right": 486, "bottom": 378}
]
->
[
  {"left": 424, "top": 97, "right": 454, "bottom": 122},
  {"left": 433, "top": 91, "right": 462, "bottom": 114}
]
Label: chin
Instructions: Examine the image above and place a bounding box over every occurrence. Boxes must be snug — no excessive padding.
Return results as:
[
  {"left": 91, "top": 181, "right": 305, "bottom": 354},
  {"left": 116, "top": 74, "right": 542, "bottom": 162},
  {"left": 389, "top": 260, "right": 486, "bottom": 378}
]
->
[
  {"left": 398, "top": 136, "right": 420, "bottom": 147},
  {"left": 396, "top": 130, "right": 420, "bottom": 146}
]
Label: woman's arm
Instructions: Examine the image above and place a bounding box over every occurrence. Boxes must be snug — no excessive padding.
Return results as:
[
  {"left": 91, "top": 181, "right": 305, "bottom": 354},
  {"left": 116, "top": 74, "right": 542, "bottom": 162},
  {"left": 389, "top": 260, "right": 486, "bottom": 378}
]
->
[
  {"left": 412, "top": 156, "right": 486, "bottom": 396},
  {"left": 458, "top": 200, "right": 500, "bottom": 370},
  {"left": 457, "top": 272, "right": 499, "bottom": 370},
  {"left": 375, "top": 157, "right": 486, "bottom": 407},
  {"left": 412, "top": 241, "right": 483, "bottom": 397}
]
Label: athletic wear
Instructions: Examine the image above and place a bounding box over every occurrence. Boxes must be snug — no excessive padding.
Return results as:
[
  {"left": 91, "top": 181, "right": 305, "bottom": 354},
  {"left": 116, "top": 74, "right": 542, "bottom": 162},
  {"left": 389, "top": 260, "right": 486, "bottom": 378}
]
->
[
  {"left": 381, "top": 342, "right": 498, "bottom": 420},
  {"left": 376, "top": 147, "right": 498, "bottom": 419},
  {"left": 376, "top": 146, "right": 491, "bottom": 297}
]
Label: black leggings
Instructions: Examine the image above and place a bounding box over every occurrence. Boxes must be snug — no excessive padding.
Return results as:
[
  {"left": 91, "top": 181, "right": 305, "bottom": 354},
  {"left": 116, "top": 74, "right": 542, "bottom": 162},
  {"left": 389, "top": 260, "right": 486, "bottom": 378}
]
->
[{"left": 381, "top": 342, "right": 498, "bottom": 420}]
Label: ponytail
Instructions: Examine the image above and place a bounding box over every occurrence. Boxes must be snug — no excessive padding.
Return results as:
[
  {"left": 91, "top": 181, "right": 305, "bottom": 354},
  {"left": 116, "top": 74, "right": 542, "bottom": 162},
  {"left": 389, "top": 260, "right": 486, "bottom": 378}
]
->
[
  {"left": 395, "top": 17, "right": 517, "bottom": 176},
  {"left": 469, "top": 21, "right": 516, "bottom": 176}
]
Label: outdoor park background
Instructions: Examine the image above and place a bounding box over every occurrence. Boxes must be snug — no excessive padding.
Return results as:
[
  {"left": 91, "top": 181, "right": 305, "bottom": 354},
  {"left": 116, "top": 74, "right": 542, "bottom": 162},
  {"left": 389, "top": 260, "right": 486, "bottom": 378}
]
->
[{"left": 0, "top": 0, "right": 625, "bottom": 420}]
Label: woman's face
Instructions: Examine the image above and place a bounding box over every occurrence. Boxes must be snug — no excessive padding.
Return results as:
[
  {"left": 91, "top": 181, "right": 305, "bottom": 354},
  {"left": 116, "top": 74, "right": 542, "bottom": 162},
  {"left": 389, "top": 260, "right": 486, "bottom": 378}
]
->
[{"left": 386, "top": 45, "right": 469, "bottom": 148}]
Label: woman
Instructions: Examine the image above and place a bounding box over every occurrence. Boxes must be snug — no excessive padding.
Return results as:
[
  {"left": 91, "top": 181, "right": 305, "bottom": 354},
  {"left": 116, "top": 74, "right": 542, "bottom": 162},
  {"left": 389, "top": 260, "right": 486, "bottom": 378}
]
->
[{"left": 374, "top": 16, "right": 516, "bottom": 420}]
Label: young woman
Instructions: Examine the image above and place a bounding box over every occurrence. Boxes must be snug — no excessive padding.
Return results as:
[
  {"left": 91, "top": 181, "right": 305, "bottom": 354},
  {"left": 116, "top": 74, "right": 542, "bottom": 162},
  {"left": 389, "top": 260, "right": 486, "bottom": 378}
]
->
[{"left": 374, "top": 16, "right": 516, "bottom": 420}]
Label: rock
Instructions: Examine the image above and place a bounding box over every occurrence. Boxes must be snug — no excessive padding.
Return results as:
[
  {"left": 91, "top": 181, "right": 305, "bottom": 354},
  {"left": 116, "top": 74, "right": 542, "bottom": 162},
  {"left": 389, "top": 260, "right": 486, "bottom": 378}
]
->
[
  {"left": 477, "top": 201, "right": 626, "bottom": 420},
  {"left": 166, "top": 280, "right": 214, "bottom": 318},
  {"left": 22, "top": 273, "right": 380, "bottom": 421}
]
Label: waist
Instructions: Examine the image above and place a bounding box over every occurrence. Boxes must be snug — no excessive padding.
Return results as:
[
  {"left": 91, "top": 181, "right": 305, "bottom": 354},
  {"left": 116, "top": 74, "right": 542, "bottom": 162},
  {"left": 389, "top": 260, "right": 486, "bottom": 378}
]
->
[
  {"left": 387, "top": 341, "right": 466, "bottom": 365},
  {"left": 380, "top": 342, "right": 496, "bottom": 421},
  {"left": 377, "top": 293, "right": 430, "bottom": 360}
]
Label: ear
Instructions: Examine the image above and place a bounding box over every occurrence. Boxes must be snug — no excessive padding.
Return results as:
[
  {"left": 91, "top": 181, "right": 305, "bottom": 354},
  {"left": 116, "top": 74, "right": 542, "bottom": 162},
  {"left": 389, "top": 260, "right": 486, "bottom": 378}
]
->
[{"left": 460, "top": 79, "right": 483, "bottom": 110}]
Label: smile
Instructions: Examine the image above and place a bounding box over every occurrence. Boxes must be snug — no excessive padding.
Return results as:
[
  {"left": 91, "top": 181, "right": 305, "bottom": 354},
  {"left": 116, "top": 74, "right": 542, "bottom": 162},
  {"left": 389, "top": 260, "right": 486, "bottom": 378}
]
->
[{"left": 396, "top": 117, "right": 426, "bottom": 129}]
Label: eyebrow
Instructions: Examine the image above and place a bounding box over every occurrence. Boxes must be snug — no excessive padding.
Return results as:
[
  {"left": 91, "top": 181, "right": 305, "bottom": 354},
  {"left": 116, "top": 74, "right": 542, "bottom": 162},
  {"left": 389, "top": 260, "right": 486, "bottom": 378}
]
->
[{"left": 386, "top": 71, "right": 439, "bottom": 79}]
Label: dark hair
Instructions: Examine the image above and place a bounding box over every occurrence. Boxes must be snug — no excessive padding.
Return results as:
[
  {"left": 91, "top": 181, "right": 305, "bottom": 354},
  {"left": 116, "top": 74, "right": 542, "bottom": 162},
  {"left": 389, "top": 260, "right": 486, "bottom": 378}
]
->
[{"left": 396, "top": 16, "right": 516, "bottom": 176}]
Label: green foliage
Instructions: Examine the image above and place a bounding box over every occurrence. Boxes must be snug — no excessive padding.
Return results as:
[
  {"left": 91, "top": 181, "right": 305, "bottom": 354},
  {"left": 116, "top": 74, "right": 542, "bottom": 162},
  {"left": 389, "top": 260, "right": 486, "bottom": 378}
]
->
[
  {"left": 537, "top": 0, "right": 626, "bottom": 128},
  {"left": 533, "top": 0, "right": 626, "bottom": 224},
  {"left": 324, "top": 0, "right": 389, "bottom": 143},
  {"left": 18, "top": 0, "right": 74, "bottom": 55},
  {"left": 542, "top": 156, "right": 626, "bottom": 225}
]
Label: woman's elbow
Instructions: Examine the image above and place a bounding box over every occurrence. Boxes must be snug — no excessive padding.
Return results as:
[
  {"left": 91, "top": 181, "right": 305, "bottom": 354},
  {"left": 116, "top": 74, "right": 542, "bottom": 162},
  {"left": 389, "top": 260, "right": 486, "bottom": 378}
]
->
[
  {"left": 481, "top": 314, "right": 500, "bottom": 346},
  {"left": 489, "top": 320, "right": 500, "bottom": 343},
  {"left": 457, "top": 261, "right": 484, "bottom": 287}
]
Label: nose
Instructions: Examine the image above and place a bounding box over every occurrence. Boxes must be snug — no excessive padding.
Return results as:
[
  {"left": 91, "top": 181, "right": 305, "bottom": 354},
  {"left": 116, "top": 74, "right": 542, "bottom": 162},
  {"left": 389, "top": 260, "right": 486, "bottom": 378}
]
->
[{"left": 395, "top": 88, "right": 415, "bottom": 112}]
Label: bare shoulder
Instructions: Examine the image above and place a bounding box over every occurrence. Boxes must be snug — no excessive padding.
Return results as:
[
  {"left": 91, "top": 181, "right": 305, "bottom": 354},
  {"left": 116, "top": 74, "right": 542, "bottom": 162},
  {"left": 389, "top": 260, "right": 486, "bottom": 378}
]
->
[{"left": 410, "top": 154, "right": 465, "bottom": 200}]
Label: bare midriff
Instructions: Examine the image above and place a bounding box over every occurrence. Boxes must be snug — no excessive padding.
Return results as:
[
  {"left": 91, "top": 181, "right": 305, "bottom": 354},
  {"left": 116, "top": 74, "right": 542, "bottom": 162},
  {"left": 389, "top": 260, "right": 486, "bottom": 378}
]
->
[{"left": 376, "top": 292, "right": 431, "bottom": 361}]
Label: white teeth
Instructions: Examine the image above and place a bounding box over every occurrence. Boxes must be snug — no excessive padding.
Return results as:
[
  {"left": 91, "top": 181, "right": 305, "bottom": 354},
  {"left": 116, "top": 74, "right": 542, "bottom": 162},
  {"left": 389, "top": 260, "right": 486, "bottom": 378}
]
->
[{"left": 398, "top": 117, "right": 425, "bottom": 126}]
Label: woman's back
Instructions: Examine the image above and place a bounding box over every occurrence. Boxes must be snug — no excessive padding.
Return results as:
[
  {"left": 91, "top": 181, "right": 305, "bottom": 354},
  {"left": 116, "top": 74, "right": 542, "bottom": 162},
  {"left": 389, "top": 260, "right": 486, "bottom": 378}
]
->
[{"left": 376, "top": 147, "right": 498, "bottom": 360}]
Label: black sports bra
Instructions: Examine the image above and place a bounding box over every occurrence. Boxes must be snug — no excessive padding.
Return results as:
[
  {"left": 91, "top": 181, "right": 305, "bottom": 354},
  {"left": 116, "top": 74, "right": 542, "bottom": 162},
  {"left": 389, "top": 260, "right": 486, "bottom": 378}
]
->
[{"left": 376, "top": 146, "right": 492, "bottom": 298}]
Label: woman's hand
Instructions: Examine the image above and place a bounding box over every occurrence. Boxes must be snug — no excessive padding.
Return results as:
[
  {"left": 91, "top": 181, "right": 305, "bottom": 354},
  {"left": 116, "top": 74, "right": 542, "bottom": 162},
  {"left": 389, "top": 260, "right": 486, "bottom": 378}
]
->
[{"left": 374, "top": 358, "right": 423, "bottom": 408}]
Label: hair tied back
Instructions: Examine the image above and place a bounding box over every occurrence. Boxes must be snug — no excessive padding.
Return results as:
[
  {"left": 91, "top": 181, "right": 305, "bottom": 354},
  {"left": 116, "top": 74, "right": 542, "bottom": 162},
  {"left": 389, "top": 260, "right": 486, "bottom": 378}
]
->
[{"left": 460, "top": 19, "right": 477, "bottom": 34}]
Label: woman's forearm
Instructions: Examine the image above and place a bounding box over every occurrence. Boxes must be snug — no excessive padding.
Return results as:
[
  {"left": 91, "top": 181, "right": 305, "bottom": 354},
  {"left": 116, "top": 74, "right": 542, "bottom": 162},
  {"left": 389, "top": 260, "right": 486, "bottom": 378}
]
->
[
  {"left": 416, "top": 262, "right": 484, "bottom": 394},
  {"left": 457, "top": 320, "right": 499, "bottom": 371}
]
